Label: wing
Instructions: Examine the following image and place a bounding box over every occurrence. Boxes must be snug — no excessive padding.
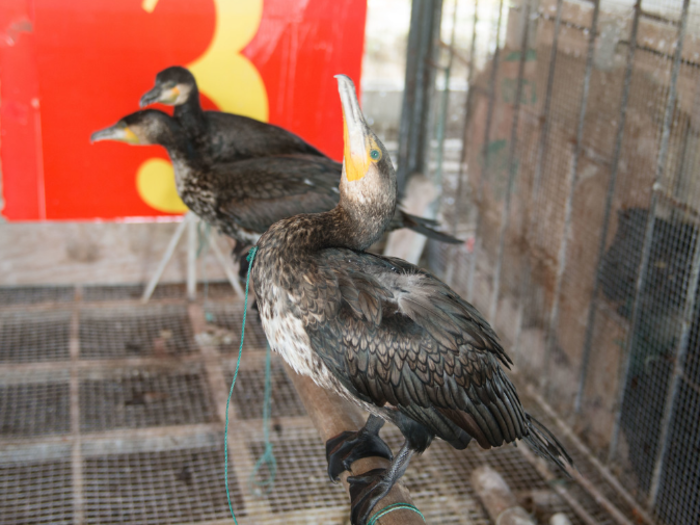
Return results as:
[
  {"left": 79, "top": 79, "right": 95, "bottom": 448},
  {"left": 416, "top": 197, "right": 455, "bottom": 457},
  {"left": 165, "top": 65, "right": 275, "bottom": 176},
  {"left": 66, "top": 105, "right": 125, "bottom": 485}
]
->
[
  {"left": 213, "top": 155, "right": 342, "bottom": 234},
  {"left": 205, "top": 112, "right": 326, "bottom": 159},
  {"left": 300, "top": 249, "right": 528, "bottom": 450}
]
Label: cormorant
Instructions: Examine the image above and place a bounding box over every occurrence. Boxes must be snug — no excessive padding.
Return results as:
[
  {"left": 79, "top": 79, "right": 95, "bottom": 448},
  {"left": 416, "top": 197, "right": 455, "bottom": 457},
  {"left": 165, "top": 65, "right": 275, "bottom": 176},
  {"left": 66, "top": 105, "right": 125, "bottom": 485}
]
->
[
  {"left": 252, "top": 75, "right": 572, "bottom": 525},
  {"left": 90, "top": 110, "right": 460, "bottom": 256},
  {"left": 139, "top": 66, "right": 326, "bottom": 164}
]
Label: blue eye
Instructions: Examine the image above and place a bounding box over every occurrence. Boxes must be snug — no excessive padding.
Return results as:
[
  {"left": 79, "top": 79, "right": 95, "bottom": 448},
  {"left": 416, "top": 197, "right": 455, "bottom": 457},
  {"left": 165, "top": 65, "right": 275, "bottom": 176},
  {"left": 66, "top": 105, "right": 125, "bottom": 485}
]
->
[{"left": 370, "top": 149, "right": 381, "bottom": 160}]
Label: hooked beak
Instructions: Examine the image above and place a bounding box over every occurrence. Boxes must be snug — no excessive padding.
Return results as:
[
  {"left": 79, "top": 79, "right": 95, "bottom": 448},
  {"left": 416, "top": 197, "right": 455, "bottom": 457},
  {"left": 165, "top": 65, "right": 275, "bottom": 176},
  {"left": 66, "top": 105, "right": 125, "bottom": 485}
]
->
[
  {"left": 140, "top": 84, "right": 180, "bottom": 107},
  {"left": 336, "top": 74, "right": 370, "bottom": 182},
  {"left": 90, "top": 123, "right": 139, "bottom": 145}
]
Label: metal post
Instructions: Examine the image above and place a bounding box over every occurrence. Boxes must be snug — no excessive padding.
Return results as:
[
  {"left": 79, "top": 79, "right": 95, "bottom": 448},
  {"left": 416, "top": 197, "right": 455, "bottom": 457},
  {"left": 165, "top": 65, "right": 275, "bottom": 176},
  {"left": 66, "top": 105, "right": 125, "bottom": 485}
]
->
[
  {"left": 648, "top": 223, "right": 700, "bottom": 508},
  {"left": 647, "top": 2, "right": 694, "bottom": 506},
  {"left": 540, "top": 0, "right": 600, "bottom": 395},
  {"left": 141, "top": 215, "right": 189, "bottom": 303},
  {"left": 453, "top": 0, "right": 479, "bottom": 237},
  {"left": 514, "top": 0, "right": 561, "bottom": 356},
  {"left": 467, "top": 0, "right": 505, "bottom": 303},
  {"left": 575, "top": 0, "right": 642, "bottom": 416},
  {"left": 433, "top": 1, "right": 460, "bottom": 195},
  {"left": 397, "top": 0, "right": 445, "bottom": 195},
  {"left": 187, "top": 212, "right": 198, "bottom": 301},
  {"left": 530, "top": 0, "right": 564, "bottom": 204},
  {"left": 608, "top": 0, "right": 690, "bottom": 466},
  {"left": 489, "top": 0, "right": 532, "bottom": 323},
  {"left": 209, "top": 234, "right": 245, "bottom": 298}
]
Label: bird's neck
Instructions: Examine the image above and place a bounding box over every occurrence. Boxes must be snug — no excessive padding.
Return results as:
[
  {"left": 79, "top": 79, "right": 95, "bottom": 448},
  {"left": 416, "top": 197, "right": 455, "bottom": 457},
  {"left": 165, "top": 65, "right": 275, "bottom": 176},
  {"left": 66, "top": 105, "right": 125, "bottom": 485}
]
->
[
  {"left": 158, "top": 124, "right": 196, "bottom": 166},
  {"left": 261, "top": 202, "right": 391, "bottom": 260},
  {"left": 173, "top": 86, "right": 207, "bottom": 136}
]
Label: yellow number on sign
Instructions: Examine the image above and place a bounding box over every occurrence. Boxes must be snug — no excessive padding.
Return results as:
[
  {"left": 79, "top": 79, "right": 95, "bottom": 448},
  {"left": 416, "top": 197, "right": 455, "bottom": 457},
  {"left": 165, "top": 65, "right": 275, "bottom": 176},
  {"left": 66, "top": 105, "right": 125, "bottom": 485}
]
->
[
  {"left": 136, "top": 159, "right": 188, "bottom": 213},
  {"left": 137, "top": 0, "right": 268, "bottom": 213}
]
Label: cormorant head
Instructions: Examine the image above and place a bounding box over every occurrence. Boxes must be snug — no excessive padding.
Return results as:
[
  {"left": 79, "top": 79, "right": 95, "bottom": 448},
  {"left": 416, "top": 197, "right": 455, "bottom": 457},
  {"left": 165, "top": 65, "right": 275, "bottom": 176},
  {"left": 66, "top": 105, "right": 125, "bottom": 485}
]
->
[
  {"left": 139, "top": 66, "right": 196, "bottom": 107},
  {"left": 90, "top": 109, "right": 181, "bottom": 147},
  {"left": 336, "top": 74, "right": 397, "bottom": 246}
]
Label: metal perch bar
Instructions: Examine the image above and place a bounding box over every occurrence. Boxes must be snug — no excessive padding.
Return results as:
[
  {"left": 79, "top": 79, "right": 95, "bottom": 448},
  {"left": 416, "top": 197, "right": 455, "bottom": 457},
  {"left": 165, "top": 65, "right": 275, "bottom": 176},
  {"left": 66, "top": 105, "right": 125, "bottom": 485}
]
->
[{"left": 283, "top": 363, "right": 426, "bottom": 525}]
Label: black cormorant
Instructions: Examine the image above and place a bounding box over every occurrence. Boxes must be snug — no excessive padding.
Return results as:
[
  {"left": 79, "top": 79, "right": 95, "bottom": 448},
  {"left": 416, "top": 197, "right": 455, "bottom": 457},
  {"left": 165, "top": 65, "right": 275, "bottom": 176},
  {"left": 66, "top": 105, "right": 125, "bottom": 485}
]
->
[
  {"left": 139, "top": 66, "right": 326, "bottom": 164},
  {"left": 251, "top": 75, "right": 572, "bottom": 525},
  {"left": 90, "top": 110, "right": 460, "bottom": 255}
]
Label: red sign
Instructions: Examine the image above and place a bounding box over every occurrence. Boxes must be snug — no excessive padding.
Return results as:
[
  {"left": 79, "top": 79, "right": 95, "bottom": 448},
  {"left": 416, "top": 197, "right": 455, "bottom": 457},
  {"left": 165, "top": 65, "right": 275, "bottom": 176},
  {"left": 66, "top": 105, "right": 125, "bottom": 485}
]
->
[{"left": 0, "top": 0, "right": 366, "bottom": 220}]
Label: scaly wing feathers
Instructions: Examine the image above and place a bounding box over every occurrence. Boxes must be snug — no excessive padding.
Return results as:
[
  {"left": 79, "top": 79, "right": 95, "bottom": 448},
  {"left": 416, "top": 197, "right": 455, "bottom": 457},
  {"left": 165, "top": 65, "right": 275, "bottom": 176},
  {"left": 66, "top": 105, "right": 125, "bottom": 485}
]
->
[
  {"left": 215, "top": 155, "right": 341, "bottom": 234},
  {"left": 298, "top": 249, "right": 571, "bottom": 470}
]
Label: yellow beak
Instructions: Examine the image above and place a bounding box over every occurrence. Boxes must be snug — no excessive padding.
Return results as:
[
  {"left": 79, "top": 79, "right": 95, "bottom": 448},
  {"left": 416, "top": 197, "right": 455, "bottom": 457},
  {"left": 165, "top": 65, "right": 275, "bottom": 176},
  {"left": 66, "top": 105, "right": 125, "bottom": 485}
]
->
[
  {"left": 337, "top": 75, "right": 370, "bottom": 182},
  {"left": 90, "top": 124, "right": 139, "bottom": 145}
]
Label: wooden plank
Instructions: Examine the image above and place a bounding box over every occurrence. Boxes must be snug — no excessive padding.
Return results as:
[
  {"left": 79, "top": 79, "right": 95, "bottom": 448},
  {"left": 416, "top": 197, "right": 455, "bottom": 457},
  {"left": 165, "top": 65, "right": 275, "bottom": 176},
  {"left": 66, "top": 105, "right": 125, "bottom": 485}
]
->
[{"left": 284, "top": 363, "right": 426, "bottom": 525}]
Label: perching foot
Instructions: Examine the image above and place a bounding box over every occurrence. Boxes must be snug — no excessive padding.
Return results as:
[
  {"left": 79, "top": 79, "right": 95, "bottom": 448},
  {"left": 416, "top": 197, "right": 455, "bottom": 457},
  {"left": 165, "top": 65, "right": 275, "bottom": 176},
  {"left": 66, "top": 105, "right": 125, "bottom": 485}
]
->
[
  {"left": 347, "top": 468, "right": 395, "bottom": 525},
  {"left": 325, "top": 429, "right": 393, "bottom": 481}
]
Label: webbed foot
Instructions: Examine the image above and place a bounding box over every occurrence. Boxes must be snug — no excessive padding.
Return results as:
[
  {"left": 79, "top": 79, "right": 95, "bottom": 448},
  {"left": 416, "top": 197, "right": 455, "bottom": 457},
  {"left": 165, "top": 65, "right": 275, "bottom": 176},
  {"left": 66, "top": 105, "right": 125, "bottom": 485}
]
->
[{"left": 325, "top": 429, "right": 393, "bottom": 481}]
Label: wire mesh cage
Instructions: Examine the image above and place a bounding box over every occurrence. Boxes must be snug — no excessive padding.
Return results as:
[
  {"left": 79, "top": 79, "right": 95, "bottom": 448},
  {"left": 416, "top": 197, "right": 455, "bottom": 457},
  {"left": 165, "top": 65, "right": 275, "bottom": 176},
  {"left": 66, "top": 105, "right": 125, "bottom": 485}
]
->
[
  {"left": 2, "top": 0, "right": 700, "bottom": 524},
  {"left": 427, "top": 0, "right": 700, "bottom": 524}
]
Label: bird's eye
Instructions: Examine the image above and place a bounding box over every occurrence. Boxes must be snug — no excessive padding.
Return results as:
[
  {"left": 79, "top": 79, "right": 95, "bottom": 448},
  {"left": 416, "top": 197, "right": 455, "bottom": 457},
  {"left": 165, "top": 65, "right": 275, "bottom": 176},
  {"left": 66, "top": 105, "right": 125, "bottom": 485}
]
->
[{"left": 370, "top": 149, "right": 381, "bottom": 161}]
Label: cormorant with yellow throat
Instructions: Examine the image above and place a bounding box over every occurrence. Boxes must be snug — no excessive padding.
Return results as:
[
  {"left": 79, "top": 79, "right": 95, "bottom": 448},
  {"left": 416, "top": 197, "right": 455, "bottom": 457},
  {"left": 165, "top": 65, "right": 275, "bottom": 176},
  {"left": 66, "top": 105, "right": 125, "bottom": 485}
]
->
[
  {"left": 90, "top": 110, "right": 460, "bottom": 255},
  {"left": 251, "top": 75, "right": 572, "bottom": 525}
]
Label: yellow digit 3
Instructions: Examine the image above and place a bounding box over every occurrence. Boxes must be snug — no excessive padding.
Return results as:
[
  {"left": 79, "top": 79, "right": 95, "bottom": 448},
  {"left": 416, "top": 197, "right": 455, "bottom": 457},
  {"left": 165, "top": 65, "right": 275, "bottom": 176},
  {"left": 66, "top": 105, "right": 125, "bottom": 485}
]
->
[{"left": 137, "top": 0, "right": 268, "bottom": 214}]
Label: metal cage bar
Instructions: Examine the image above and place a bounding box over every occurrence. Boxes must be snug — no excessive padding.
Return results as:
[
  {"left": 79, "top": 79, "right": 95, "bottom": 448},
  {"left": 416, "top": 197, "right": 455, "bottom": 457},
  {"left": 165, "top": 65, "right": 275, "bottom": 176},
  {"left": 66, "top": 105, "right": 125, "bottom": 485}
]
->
[
  {"left": 575, "top": 0, "right": 643, "bottom": 416},
  {"left": 607, "top": 0, "right": 691, "bottom": 467},
  {"left": 513, "top": 0, "right": 563, "bottom": 356},
  {"left": 541, "top": 0, "right": 601, "bottom": 395},
  {"left": 489, "top": 0, "right": 533, "bottom": 323},
  {"left": 530, "top": 0, "right": 564, "bottom": 203},
  {"left": 648, "top": 213, "right": 700, "bottom": 508},
  {"left": 433, "top": 0, "right": 460, "bottom": 195},
  {"left": 467, "top": 0, "right": 505, "bottom": 303},
  {"left": 454, "top": 0, "right": 480, "bottom": 236},
  {"left": 397, "top": 0, "right": 445, "bottom": 194}
]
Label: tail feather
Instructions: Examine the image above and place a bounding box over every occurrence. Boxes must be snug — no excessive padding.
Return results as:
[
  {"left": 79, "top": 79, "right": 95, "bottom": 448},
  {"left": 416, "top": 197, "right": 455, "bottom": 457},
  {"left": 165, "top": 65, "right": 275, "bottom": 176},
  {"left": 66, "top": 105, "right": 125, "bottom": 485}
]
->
[
  {"left": 400, "top": 212, "right": 463, "bottom": 244},
  {"left": 524, "top": 415, "right": 573, "bottom": 475}
]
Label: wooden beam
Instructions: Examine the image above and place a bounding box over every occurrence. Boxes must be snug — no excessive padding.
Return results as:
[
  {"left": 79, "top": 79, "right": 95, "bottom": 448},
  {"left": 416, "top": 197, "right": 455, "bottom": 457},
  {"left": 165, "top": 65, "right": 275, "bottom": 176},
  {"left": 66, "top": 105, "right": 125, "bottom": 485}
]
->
[
  {"left": 470, "top": 465, "right": 535, "bottom": 525},
  {"left": 284, "top": 363, "right": 426, "bottom": 525}
]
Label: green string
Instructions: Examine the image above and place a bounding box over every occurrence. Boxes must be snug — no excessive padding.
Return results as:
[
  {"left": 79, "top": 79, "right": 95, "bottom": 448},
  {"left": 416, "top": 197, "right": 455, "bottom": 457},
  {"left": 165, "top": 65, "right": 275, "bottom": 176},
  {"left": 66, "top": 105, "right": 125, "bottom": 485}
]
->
[
  {"left": 248, "top": 342, "right": 277, "bottom": 495},
  {"left": 224, "top": 246, "right": 258, "bottom": 524},
  {"left": 367, "top": 503, "right": 426, "bottom": 525}
]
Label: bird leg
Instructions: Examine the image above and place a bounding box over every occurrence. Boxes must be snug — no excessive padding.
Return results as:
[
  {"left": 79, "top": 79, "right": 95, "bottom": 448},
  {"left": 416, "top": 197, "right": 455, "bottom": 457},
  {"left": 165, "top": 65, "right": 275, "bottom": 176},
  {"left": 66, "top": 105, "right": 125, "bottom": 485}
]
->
[
  {"left": 347, "top": 440, "right": 415, "bottom": 525},
  {"left": 325, "top": 414, "right": 393, "bottom": 481}
]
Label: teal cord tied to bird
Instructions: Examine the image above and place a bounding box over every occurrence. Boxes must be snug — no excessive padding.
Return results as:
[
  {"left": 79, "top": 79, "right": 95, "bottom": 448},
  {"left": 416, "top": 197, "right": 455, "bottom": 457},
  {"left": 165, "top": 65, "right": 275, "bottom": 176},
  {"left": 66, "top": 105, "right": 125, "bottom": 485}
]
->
[
  {"left": 224, "top": 246, "right": 269, "bottom": 524},
  {"left": 367, "top": 502, "right": 425, "bottom": 525},
  {"left": 248, "top": 342, "right": 277, "bottom": 496}
]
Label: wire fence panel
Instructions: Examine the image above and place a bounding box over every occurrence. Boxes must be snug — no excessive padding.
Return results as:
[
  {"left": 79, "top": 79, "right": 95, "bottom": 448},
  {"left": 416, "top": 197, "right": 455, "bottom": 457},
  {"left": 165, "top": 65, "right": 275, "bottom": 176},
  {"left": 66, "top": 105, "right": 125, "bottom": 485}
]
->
[{"left": 432, "top": 0, "right": 700, "bottom": 523}]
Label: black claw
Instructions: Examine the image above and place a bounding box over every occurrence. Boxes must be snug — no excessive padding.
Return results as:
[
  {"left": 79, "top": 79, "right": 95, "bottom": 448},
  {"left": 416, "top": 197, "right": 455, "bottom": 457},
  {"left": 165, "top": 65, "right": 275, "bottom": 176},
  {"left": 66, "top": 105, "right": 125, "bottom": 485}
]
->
[
  {"left": 325, "top": 430, "right": 393, "bottom": 481},
  {"left": 348, "top": 468, "right": 394, "bottom": 525}
]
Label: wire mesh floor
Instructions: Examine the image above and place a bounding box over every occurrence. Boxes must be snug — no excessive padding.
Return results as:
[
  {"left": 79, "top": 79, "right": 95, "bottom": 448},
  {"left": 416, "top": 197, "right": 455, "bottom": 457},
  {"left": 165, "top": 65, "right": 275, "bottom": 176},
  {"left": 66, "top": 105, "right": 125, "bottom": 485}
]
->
[{"left": 0, "top": 283, "right": 646, "bottom": 524}]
